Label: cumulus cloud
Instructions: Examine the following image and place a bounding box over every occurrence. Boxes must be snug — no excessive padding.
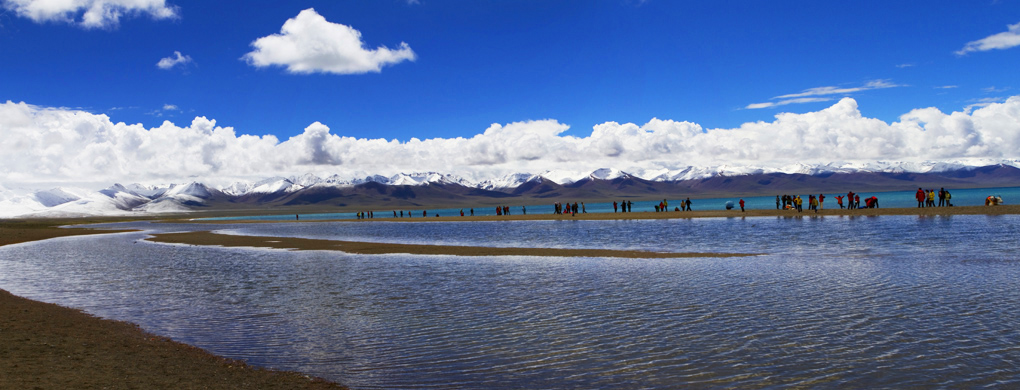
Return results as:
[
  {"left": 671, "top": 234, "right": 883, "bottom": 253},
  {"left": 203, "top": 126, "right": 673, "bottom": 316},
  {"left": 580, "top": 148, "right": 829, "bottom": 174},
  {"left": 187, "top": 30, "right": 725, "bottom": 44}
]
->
[
  {"left": 957, "top": 21, "right": 1020, "bottom": 55},
  {"left": 157, "top": 51, "right": 193, "bottom": 70},
  {"left": 3, "top": 96, "right": 1020, "bottom": 188},
  {"left": 1, "top": 0, "right": 177, "bottom": 29},
  {"left": 746, "top": 80, "right": 900, "bottom": 109},
  {"left": 242, "top": 8, "right": 416, "bottom": 75}
]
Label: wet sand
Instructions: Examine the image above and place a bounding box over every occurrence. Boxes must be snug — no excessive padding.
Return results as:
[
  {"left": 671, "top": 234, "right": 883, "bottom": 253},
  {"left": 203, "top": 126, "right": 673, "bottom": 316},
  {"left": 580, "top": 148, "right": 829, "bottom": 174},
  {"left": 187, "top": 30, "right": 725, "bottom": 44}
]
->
[{"left": 146, "top": 231, "right": 757, "bottom": 258}]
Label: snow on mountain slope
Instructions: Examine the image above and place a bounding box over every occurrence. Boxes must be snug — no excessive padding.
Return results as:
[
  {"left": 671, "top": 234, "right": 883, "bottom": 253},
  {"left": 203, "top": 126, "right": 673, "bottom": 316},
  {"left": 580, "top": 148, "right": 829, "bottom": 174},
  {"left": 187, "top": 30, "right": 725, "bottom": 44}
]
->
[
  {"left": 163, "top": 182, "right": 213, "bottom": 199},
  {"left": 125, "top": 183, "right": 170, "bottom": 199},
  {"left": 98, "top": 184, "right": 152, "bottom": 210},
  {"left": 589, "top": 168, "right": 628, "bottom": 180},
  {"left": 388, "top": 172, "right": 471, "bottom": 186},
  {"left": 292, "top": 173, "right": 323, "bottom": 187},
  {"left": 249, "top": 177, "right": 303, "bottom": 194},
  {"left": 477, "top": 173, "right": 541, "bottom": 190},
  {"left": 32, "top": 187, "right": 84, "bottom": 207},
  {"left": 21, "top": 191, "right": 137, "bottom": 218},
  {"left": 135, "top": 198, "right": 195, "bottom": 213},
  {"left": 538, "top": 170, "right": 591, "bottom": 185},
  {"left": 220, "top": 181, "right": 254, "bottom": 196},
  {"left": 0, "top": 186, "right": 48, "bottom": 217}
]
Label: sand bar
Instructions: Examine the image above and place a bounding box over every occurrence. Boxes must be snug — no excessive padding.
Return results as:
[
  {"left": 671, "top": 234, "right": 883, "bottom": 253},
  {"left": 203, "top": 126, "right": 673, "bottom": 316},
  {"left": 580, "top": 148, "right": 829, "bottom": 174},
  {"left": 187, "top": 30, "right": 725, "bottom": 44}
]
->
[{"left": 147, "top": 231, "right": 758, "bottom": 258}]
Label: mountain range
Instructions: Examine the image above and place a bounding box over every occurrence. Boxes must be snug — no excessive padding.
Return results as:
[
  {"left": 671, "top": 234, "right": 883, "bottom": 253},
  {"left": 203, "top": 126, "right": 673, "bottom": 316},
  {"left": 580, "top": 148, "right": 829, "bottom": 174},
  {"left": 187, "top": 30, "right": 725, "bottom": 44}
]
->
[{"left": 3, "top": 161, "right": 1020, "bottom": 218}]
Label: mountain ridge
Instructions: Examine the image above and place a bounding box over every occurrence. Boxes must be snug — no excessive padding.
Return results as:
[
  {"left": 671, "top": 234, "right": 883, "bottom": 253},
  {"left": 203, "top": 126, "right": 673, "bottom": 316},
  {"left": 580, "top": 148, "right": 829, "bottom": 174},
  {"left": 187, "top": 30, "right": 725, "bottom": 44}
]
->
[{"left": 3, "top": 162, "right": 1020, "bottom": 218}]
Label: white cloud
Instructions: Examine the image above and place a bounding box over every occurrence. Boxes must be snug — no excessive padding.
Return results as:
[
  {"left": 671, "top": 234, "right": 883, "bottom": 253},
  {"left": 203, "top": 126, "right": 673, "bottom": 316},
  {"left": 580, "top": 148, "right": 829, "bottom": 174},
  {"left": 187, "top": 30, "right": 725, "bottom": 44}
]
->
[
  {"left": 242, "top": 8, "right": 416, "bottom": 75},
  {"left": 162, "top": 104, "right": 178, "bottom": 111},
  {"left": 983, "top": 86, "right": 1010, "bottom": 93},
  {"left": 774, "top": 80, "right": 900, "bottom": 99},
  {"left": 964, "top": 97, "right": 1004, "bottom": 114},
  {"left": 1, "top": 0, "right": 177, "bottom": 29},
  {"left": 936, "top": 85, "right": 958, "bottom": 89},
  {"left": 745, "top": 97, "right": 832, "bottom": 110},
  {"left": 3, "top": 96, "right": 1020, "bottom": 188},
  {"left": 157, "top": 51, "right": 193, "bottom": 70},
  {"left": 957, "top": 21, "right": 1020, "bottom": 55},
  {"left": 896, "top": 63, "right": 915, "bottom": 68},
  {"left": 747, "top": 80, "right": 900, "bottom": 109}
]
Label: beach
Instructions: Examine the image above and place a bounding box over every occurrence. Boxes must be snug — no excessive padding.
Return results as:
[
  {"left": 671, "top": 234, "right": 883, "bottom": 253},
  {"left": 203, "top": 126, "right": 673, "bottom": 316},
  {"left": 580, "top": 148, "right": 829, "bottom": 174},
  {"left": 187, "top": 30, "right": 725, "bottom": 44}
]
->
[{"left": 3, "top": 204, "right": 1020, "bottom": 387}]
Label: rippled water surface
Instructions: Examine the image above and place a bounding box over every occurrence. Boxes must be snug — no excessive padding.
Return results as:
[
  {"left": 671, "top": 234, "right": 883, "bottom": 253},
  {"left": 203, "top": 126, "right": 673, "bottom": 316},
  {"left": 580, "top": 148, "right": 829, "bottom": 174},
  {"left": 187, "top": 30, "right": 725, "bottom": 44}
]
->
[{"left": 2, "top": 215, "right": 1020, "bottom": 388}]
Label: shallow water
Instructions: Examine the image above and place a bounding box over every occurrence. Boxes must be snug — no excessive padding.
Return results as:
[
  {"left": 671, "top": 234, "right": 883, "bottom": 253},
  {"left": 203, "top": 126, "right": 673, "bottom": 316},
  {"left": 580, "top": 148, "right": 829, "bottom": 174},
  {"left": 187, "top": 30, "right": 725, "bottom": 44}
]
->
[{"left": 2, "top": 216, "right": 1020, "bottom": 388}]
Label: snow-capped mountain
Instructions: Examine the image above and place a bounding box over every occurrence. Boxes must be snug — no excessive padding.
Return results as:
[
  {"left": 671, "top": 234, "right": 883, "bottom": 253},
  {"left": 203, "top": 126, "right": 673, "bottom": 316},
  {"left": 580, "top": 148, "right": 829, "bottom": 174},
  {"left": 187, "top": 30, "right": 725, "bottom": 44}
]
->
[
  {"left": 98, "top": 184, "right": 152, "bottom": 209},
  {"left": 477, "top": 173, "right": 542, "bottom": 190},
  {"left": 248, "top": 177, "right": 304, "bottom": 194},
  {"left": 2, "top": 159, "right": 1019, "bottom": 218},
  {"left": 32, "top": 187, "right": 84, "bottom": 207}
]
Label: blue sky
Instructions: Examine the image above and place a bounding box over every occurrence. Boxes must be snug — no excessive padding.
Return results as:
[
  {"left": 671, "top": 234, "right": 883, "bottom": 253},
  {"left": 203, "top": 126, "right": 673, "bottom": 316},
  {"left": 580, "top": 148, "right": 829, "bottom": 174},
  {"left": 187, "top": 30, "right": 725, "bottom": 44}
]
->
[
  {"left": 2, "top": 0, "right": 1017, "bottom": 140},
  {"left": 1, "top": 1, "right": 1020, "bottom": 188}
]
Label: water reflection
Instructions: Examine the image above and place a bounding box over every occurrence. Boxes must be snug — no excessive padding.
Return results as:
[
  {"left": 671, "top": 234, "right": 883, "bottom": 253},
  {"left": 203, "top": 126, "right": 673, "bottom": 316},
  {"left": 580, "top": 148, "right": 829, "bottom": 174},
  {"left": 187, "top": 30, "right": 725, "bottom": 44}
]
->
[{"left": 1, "top": 215, "right": 1019, "bottom": 388}]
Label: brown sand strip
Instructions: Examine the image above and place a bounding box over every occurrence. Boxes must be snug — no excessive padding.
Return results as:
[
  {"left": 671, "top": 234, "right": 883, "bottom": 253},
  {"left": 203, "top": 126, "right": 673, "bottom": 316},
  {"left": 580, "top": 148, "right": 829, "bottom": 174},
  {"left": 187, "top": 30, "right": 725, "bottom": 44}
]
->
[
  {"left": 0, "top": 288, "right": 344, "bottom": 389},
  {"left": 148, "top": 231, "right": 757, "bottom": 258},
  {"left": 0, "top": 219, "right": 136, "bottom": 247}
]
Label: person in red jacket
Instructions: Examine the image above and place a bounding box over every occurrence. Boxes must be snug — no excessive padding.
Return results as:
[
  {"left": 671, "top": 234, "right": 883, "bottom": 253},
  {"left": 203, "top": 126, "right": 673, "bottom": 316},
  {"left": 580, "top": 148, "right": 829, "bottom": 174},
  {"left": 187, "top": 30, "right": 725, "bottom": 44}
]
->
[
  {"left": 915, "top": 188, "right": 925, "bottom": 208},
  {"left": 739, "top": 199, "right": 745, "bottom": 212}
]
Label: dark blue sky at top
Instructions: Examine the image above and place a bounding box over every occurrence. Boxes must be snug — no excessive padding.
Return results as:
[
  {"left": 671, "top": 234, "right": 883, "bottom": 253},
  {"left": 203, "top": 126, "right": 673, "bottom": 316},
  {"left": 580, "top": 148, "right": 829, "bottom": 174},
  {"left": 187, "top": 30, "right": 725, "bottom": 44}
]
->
[{"left": 1, "top": 0, "right": 1017, "bottom": 141}]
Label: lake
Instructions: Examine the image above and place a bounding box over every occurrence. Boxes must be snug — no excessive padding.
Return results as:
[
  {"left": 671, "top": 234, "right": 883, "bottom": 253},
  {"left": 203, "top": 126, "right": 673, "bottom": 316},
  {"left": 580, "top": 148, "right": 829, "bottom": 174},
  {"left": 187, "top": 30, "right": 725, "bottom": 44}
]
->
[
  {"left": 199, "top": 186, "right": 1020, "bottom": 220},
  {"left": 2, "top": 215, "right": 1020, "bottom": 388}
]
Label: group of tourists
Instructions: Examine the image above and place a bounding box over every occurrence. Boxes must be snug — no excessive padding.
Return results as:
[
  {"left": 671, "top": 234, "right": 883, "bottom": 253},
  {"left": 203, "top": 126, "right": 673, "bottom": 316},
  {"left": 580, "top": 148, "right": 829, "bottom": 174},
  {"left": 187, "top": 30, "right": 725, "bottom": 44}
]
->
[
  {"left": 388, "top": 209, "right": 441, "bottom": 218},
  {"left": 776, "top": 191, "right": 880, "bottom": 213},
  {"left": 493, "top": 205, "right": 525, "bottom": 216},
  {"left": 917, "top": 188, "right": 953, "bottom": 208},
  {"left": 364, "top": 186, "right": 977, "bottom": 221},
  {"left": 613, "top": 200, "right": 633, "bottom": 212},
  {"left": 554, "top": 202, "right": 585, "bottom": 215}
]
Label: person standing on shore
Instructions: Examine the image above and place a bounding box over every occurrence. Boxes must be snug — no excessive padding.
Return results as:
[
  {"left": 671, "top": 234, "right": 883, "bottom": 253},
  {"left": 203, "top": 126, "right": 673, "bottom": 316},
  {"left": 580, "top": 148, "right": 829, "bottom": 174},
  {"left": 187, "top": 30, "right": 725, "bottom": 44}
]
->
[
  {"left": 916, "top": 188, "right": 925, "bottom": 208},
  {"left": 739, "top": 199, "right": 745, "bottom": 212},
  {"left": 684, "top": 198, "right": 691, "bottom": 211},
  {"left": 628, "top": 200, "right": 633, "bottom": 212},
  {"left": 613, "top": 201, "right": 618, "bottom": 213},
  {"left": 776, "top": 195, "right": 780, "bottom": 210},
  {"left": 818, "top": 194, "right": 825, "bottom": 210},
  {"left": 938, "top": 188, "right": 946, "bottom": 207},
  {"left": 945, "top": 190, "right": 952, "bottom": 206}
]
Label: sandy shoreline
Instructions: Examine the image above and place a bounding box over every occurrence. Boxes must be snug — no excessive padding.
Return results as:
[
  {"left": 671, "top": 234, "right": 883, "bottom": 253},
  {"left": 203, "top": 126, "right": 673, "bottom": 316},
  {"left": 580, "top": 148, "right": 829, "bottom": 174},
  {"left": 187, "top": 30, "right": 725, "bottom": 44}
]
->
[
  {"left": 2, "top": 204, "right": 1019, "bottom": 387},
  {"left": 147, "top": 231, "right": 758, "bottom": 258}
]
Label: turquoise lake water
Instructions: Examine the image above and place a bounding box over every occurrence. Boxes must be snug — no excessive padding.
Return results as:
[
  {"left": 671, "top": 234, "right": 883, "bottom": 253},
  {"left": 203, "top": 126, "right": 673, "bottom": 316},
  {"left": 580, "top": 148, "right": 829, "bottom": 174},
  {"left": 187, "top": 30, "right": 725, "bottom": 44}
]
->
[
  {"left": 1, "top": 214, "right": 1019, "bottom": 388},
  {"left": 200, "top": 186, "right": 1020, "bottom": 221}
]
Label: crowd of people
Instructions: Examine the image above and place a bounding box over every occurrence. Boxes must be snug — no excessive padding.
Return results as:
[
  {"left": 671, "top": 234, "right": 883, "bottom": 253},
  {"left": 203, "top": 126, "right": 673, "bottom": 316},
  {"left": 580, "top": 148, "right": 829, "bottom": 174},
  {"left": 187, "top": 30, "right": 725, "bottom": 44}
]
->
[
  {"left": 351, "top": 187, "right": 975, "bottom": 220},
  {"left": 916, "top": 187, "right": 953, "bottom": 208},
  {"left": 776, "top": 191, "right": 880, "bottom": 213},
  {"left": 554, "top": 202, "right": 586, "bottom": 215}
]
